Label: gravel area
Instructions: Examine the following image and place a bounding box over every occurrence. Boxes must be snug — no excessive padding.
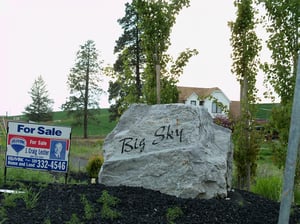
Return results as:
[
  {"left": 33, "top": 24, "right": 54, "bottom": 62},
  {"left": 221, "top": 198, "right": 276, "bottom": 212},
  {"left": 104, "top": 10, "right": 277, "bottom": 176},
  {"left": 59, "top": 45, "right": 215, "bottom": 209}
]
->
[{"left": 1, "top": 175, "right": 300, "bottom": 224}]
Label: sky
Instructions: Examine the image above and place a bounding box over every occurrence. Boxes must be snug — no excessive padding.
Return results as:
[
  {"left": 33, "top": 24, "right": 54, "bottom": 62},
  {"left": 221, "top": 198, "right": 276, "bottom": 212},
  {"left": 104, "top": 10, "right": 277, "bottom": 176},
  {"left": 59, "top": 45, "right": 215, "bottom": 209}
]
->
[{"left": 0, "top": 0, "right": 270, "bottom": 116}]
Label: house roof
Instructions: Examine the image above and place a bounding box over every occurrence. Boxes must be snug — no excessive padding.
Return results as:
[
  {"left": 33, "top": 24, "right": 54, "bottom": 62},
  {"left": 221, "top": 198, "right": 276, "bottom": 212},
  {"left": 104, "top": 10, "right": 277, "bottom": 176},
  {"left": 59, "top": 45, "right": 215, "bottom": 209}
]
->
[{"left": 177, "top": 86, "right": 221, "bottom": 102}]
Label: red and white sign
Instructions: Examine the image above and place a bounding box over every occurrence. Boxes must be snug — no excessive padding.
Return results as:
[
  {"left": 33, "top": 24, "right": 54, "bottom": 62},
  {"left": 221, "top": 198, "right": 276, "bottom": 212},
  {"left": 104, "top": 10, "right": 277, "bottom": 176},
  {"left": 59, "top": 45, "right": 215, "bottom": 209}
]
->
[{"left": 6, "top": 122, "right": 71, "bottom": 172}]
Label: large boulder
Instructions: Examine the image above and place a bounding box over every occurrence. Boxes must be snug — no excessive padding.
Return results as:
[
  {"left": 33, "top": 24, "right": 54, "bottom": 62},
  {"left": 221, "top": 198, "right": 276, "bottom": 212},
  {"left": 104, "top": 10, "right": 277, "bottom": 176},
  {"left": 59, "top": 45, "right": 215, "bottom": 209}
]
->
[{"left": 98, "top": 104, "right": 233, "bottom": 199}]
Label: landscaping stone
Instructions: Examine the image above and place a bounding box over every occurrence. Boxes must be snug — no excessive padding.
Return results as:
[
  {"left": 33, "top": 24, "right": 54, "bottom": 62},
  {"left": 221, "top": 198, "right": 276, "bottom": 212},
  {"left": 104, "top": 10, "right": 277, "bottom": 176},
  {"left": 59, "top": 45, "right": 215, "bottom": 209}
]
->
[{"left": 99, "top": 103, "right": 233, "bottom": 199}]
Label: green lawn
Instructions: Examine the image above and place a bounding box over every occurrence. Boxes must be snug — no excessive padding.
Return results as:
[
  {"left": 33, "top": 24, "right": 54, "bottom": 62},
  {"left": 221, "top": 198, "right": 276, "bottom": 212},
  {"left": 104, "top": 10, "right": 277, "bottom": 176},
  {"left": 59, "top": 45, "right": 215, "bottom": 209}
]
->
[
  {"left": 256, "top": 141, "right": 283, "bottom": 177},
  {"left": 255, "top": 103, "right": 279, "bottom": 120}
]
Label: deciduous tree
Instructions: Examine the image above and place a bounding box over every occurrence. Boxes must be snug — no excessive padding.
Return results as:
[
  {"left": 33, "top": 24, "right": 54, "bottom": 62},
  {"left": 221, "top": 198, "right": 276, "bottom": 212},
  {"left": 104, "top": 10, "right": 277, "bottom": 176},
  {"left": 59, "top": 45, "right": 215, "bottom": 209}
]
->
[
  {"left": 107, "top": 0, "right": 197, "bottom": 120},
  {"left": 229, "top": 0, "right": 262, "bottom": 190},
  {"left": 137, "top": 0, "right": 192, "bottom": 104},
  {"left": 259, "top": 0, "right": 300, "bottom": 171}
]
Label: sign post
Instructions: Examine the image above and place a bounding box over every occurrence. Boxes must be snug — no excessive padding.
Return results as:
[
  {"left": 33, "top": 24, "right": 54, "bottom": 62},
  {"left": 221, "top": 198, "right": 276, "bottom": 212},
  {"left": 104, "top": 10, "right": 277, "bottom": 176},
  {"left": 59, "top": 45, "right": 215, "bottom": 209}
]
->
[
  {"left": 278, "top": 53, "right": 300, "bottom": 224},
  {"left": 5, "top": 122, "right": 71, "bottom": 183}
]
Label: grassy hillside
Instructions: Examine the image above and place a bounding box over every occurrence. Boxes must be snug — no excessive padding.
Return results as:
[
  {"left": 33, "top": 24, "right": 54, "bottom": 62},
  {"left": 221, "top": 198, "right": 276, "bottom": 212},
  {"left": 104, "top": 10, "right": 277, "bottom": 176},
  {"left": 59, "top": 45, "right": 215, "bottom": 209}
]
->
[
  {"left": 4, "top": 109, "right": 117, "bottom": 138},
  {"left": 51, "top": 109, "right": 117, "bottom": 137}
]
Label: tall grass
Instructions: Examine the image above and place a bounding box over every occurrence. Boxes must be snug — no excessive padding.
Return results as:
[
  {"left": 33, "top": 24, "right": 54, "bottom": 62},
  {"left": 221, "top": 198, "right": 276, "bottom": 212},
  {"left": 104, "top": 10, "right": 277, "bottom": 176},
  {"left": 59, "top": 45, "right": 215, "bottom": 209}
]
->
[
  {"left": 250, "top": 141, "right": 300, "bottom": 205},
  {"left": 70, "top": 138, "right": 104, "bottom": 158},
  {"left": 251, "top": 176, "right": 282, "bottom": 201},
  {"left": 4, "top": 167, "right": 66, "bottom": 184},
  {"left": 249, "top": 141, "right": 282, "bottom": 201}
]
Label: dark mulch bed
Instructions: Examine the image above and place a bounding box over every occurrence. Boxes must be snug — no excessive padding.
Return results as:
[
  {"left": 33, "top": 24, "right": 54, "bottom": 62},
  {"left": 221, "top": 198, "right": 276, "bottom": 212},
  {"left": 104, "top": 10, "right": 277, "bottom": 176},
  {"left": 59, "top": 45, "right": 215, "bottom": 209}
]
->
[{"left": 1, "top": 173, "right": 300, "bottom": 224}]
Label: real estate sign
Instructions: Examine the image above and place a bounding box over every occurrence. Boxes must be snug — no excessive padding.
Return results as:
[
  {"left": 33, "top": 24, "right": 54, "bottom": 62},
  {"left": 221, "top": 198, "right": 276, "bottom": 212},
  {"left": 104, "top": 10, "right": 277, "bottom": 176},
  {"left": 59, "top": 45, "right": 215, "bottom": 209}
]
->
[{"left": 6, "top": 121, "right": 71, "bottom": 173}]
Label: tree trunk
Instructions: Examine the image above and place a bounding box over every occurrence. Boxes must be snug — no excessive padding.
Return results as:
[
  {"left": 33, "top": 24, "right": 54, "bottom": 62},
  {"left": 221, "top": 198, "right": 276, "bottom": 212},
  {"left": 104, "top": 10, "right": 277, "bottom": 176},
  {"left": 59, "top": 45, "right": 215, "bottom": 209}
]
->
[
  {"left": 246, "top": 162, "right": 251, "bottom": 191},
  {"left": 135, "top": 13, "right": 142, "bottom": 100},
  {"left": 84, "top": 53, "right": 90, "bottom": 139},
  {"left": 156, "top": 63, "right": 160, "bottom": 104},
  {"left": 240, "top": 76, "right": 251, "bottom": 190}
]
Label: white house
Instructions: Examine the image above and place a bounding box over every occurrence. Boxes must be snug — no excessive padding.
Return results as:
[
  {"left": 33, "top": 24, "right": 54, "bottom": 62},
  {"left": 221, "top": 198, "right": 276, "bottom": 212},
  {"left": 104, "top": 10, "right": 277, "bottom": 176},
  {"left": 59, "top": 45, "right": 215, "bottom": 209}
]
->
[{"left": 177, "top": 86, "right": 233, "bottom": 118}]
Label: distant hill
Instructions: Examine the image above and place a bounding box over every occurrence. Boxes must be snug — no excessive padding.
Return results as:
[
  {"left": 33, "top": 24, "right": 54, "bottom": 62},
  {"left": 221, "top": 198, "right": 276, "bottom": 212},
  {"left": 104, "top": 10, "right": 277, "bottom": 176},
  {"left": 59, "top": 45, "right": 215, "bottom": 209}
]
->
[
  {"left": 3, "top": 109, "right": 117, "bottom": 138},
  {"left": 2, "top": 104, "right": 279, "bottom": 138}
]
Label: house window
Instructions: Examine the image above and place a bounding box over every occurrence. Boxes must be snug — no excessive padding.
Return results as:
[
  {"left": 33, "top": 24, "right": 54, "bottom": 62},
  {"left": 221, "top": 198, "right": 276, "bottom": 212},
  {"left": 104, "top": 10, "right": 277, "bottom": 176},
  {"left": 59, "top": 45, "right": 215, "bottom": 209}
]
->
[
  {"left": 212, "top": 102, "right": 222, "bottom": 113},
  {"left": 199, "top": 100, "right": 204, "bottom": 106},
  {"left": 190, "top": 100, "right": 196, "bottom": 105}
]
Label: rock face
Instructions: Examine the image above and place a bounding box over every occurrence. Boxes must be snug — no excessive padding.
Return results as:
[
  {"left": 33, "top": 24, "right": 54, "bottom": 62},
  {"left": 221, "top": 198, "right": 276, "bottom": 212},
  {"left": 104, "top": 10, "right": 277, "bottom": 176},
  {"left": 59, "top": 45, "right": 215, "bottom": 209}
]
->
[{"left": 98, "top": 104, "right": 233, "bottom": 199}]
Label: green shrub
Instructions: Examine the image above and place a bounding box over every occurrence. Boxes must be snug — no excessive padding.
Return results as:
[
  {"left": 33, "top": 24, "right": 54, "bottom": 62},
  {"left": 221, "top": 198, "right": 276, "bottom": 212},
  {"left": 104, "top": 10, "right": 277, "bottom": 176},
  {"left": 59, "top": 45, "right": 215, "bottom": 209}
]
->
[
  {"left": 86, "top": 155, "right": 104, "bottom": 178},
  {"left": 100, "top": 204, "right": 121, "bottom": 220},
  {"left": 0, "top": 206, "right": 8, "bottom": 223},
  {"left": 80, "top": 194, "right": 94, "bottom": 220},
  {"left": 97, "top": 190, "right": 121, "bottom": 220},
  {"left": 166, "top": 206, "right": 183, "bottom": 224},
  {"left": 65, "top": 214, "right": 82, "bottom": 224},
  {"left": 1, "top": 192, "right": 21, "bottom": 207},
  {"left": 43, "top": 217, "right": 51, "bottom": 224},
  {"left": 251, "top": 176, "right": 282, "bottom": 201},
  {"left": 293, "top": 187, "right": 300, "bottom": 205},
  {"left": 23, "top": 187, "right": 40, "bottom": 209},
  {"left": 1, "top": 186, "right": 40, "bottom": 209},
  {"left": 42, "top": 217, "right": 51, "bottom": 224}
]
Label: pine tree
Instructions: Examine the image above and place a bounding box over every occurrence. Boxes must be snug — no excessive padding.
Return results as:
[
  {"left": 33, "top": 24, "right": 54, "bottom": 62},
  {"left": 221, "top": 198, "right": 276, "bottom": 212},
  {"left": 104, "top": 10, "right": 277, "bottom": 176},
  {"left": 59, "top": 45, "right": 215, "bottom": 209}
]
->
[
  {"left": 24, "top": 75, "right": 53, "bottom": 122},
  {"left": 107, "top": 1, "right": 145, "bottom": 120},
  {"left": 62, "top": 40, "right": 103, "bottom": 138}
]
